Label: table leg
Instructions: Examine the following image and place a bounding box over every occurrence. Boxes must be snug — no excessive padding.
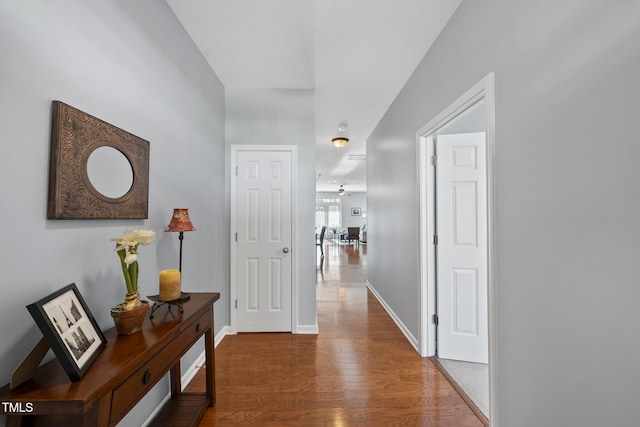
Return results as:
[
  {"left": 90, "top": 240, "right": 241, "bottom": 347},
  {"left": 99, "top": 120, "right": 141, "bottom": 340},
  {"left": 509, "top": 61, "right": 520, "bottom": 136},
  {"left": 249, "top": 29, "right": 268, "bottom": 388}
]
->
[
  {"left": 205, "top": 326, "right": 216, "bottom": 406},
  {"left": 170, "top": 364, "right": 181, "bottom": 397}
]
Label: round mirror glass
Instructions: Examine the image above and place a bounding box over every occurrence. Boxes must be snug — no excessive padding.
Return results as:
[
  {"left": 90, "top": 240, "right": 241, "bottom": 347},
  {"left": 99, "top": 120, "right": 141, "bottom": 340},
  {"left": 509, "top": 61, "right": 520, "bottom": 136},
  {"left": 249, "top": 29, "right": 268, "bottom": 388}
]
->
[{"left": 87, "top": 146, "right": 134, "bottom": 198}]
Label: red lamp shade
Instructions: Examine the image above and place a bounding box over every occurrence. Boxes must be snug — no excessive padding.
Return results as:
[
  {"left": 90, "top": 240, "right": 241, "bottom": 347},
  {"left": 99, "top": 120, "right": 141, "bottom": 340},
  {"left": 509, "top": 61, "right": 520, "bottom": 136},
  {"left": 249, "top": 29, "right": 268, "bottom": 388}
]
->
[{"left": 165, "top": 208, "right": 196, "bottom": 232}]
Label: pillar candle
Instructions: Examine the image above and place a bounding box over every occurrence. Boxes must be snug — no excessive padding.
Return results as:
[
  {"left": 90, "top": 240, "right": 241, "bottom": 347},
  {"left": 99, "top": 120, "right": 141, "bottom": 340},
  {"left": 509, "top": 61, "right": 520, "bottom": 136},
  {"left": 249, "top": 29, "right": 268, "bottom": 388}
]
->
[{"left": 159, "top": 269, "right": 181, "bottom": 301}]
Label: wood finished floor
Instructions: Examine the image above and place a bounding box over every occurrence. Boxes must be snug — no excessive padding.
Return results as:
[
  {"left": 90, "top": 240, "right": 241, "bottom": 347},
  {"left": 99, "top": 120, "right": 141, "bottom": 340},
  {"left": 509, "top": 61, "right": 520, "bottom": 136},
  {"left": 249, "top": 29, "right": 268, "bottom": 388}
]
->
[{"left": 187, "top": 239, "right": 484, "bottom": 426}]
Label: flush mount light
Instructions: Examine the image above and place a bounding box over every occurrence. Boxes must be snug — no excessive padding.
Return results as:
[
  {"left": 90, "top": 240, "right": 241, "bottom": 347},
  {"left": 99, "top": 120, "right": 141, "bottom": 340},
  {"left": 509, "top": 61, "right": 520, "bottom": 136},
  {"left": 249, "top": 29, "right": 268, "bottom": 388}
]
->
[
  {"left": 332, "top": 137, "right": 349, "bottom": 148},
  {"left": 332, "top": 123, "right": 349, "bottom": 148}
]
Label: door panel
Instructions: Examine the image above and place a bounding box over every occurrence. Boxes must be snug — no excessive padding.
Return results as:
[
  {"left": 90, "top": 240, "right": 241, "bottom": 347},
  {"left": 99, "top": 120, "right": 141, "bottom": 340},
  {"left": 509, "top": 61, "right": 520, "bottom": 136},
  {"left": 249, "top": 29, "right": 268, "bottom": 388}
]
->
[
  {"left": 452, "top": 181, "right": 478, "bottom": 246},
  {"left": 452, "top": 268, "right": 479, "bottom": 335},
  {"left": 236, "top": 150, "right": 292, "bottom": 332},
  {"left": 437, "top": 132, "right": 488, "bottom": 363}
]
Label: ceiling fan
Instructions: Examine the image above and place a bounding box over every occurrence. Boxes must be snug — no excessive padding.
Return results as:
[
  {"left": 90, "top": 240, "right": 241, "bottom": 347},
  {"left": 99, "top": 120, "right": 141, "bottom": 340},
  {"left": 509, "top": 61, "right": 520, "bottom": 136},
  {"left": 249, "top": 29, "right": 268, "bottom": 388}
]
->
[{"left": 338, "top": 185, "right": 352, "bottom": 197}]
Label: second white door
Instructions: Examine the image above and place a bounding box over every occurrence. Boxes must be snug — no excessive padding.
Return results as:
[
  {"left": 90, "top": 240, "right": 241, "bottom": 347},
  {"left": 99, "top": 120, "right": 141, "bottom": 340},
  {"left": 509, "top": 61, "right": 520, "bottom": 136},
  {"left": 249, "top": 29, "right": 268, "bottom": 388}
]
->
[
  {"left": 236, "top": 149, "right": 293, "bottom": 332},
  {"left": 436, "top": 132, "right": 488, "bottom": 363}
]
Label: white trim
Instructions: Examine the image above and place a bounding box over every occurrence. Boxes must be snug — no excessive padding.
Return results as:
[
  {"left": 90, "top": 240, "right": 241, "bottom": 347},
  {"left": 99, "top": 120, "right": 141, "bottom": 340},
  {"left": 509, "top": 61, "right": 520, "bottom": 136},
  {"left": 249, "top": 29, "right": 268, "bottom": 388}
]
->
[
  {"left": 296, "top": 312, "right": 318, "bottom": 334},
  {"left": 142, "top": 325, "right": 231, "bottom": 426},
  {"left": 366, "top": 281, "right": 420, "bottom": 353},
  {"left": 295, "top": 323, "right": 319, "bottom": 334},
  {"left": 291, "top": 145, "right": 299, "bottom": 333},
  {"left": 416, "top": 73, "right": 498, "bottom": 426},
  {"left": 142, "top": 392, "right": 171, "bottom": 426},
  {"left": 230, "top": 146, "right": 238, "bottom": 334},
  {"left": 485, "top": 74, "right": 499, "bottom": 427},
  {"left": 214, "top": 325, "right": 231, "bottom": 347},
  {"left": 417, "top": 135, "right": 437, "bottom": 357},
  {"left": 182, "top": 326, "right": 230, "bottom": 392},
  {"left": 182, "top": 351, "right": 206, "bottom": 386},
  {"left": 230, "top": 145, "right": 299, "bottom": 334}
]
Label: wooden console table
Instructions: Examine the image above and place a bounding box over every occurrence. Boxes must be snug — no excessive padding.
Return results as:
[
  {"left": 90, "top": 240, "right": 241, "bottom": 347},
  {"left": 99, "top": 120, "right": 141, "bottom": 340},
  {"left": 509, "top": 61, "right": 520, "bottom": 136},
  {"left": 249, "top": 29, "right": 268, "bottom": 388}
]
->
[{"left": 0, "top": 292, "right": 220, "bottom": 427}]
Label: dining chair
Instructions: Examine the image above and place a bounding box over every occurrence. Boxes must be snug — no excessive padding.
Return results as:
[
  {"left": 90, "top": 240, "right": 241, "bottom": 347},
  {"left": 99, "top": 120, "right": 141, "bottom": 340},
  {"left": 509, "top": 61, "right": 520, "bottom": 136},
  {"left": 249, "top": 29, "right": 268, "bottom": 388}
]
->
[{"left": 316, "top": 226, "right": 327, "bottom": 257}]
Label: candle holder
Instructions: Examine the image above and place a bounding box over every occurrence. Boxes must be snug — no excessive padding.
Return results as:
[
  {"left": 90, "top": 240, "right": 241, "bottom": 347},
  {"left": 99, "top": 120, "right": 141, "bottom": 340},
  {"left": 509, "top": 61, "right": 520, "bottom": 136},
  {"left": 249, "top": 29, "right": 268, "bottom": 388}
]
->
[
  {"left": 149, "top": 293, "right": 191, "bottom": 320},
  {"left": 150, "top": 269, "right": 190, "bottom": 319}
]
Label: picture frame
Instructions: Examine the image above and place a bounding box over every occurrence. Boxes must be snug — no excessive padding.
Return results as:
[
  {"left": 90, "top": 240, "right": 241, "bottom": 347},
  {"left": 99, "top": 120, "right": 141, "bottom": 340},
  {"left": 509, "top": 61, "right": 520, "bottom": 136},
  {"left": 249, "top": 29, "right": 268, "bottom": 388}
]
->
[
  {"left": 47, "top": 101, "right": 150, "bottom": 219},
  {"left": 27, "top": 283, "right": 106, "bottom": 381},
  {"left": 351, "top": 207, "right": 361, "bottom": 216}
]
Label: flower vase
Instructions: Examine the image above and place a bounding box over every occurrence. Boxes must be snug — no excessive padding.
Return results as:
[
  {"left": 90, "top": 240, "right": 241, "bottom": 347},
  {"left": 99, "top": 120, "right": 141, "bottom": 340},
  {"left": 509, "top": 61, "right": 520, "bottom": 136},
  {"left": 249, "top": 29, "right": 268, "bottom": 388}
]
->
[{"left": 110, "top": 292, "right": 149, "bottom": 336}]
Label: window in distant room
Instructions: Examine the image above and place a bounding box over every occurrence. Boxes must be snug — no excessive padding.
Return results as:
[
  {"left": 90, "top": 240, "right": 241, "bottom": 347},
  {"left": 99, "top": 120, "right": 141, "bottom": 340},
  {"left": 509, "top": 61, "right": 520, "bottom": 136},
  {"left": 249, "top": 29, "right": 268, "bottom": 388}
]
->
[{"left": 315, "top": 198, "right": 342, "bottom": 232}]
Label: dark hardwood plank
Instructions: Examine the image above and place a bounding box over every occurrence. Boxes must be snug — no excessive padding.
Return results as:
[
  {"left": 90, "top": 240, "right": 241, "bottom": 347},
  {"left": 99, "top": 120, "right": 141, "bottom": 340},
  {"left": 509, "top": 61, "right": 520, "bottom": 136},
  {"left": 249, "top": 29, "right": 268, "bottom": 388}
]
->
[{"left": 186, "top": 242, "right": 483, "bottom": 426}]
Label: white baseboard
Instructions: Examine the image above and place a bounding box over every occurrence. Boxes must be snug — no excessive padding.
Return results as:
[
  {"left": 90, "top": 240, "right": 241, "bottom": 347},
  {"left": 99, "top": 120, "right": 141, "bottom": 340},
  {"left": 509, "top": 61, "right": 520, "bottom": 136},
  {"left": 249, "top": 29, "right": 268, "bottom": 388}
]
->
[
  {"left": 295, "top": 323, "right": 319, "bottom": 334},
  {"left": 215, "top": 325, "right": 231, "bottom": 347},
  {"left": 142, "top": 325, "right": 231, "bottom": 426},
  {"left": 366, "top": 280, "right": 420, "bottom": 353},
  {"left": 180, "top": 325, "right": 231, "bottom": 385}
]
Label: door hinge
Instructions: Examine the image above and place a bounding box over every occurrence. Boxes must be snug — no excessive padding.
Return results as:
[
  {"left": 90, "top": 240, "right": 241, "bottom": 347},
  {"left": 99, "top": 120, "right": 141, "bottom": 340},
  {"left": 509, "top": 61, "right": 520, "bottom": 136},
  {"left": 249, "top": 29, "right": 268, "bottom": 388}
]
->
[
  {"left": 432, "top": 314, "right": 439, "bottom": 326},
  {"left": 235, "top": 165, "right": 238, "bottom": 175},
  {"left": 235, "top": 232, "right": 238, "bottom": 242},
  {"left": 432, "top": 234, "right": 438, "bottom": 245},
  {"left": 235, "top": 299, "right": 238, "bottom": 309},
  {"left": 431, "top": 154, "right": 437, "bottom": 166}
]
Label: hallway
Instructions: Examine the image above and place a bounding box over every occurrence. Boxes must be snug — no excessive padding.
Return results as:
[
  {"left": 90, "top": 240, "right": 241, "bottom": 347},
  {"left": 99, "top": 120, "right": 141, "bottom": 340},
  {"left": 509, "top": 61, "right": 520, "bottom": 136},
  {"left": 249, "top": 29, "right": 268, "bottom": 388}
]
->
[{"left": 190, "top": 240, "right": 484, "bottom": 426}]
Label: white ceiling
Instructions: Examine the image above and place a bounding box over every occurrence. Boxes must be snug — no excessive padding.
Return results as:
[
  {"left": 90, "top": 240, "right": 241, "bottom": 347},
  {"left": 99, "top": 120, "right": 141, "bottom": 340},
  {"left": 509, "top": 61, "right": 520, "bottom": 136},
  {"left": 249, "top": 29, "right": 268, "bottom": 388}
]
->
[{"left": 166, "top": 0, "right": 462, "bottom": 192}]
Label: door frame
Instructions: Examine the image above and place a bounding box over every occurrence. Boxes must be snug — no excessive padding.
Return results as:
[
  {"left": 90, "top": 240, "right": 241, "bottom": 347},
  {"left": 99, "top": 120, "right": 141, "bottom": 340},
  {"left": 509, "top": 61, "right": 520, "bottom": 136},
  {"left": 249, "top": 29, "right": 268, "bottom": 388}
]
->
[
  {"left": 230, "top": 145, "right": 299, "bottom": 334},
  {"left": 417, "top": 73, "right": 497, "bottom": 423}
]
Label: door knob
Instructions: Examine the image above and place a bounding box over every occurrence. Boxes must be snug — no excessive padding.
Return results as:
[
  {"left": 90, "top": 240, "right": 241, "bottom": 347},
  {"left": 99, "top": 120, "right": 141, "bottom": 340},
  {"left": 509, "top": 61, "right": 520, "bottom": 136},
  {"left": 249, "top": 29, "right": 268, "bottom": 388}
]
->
[{"left": 283, "top": 247, "right": 289, "bottom": 253}]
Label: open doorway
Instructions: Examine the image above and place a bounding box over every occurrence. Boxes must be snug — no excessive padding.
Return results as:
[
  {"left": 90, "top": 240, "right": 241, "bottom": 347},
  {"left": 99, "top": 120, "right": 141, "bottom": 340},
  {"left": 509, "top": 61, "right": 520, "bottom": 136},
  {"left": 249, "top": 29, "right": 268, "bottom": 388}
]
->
[{"left": 417, "top": 74, "right": 496, "bottom": 424}]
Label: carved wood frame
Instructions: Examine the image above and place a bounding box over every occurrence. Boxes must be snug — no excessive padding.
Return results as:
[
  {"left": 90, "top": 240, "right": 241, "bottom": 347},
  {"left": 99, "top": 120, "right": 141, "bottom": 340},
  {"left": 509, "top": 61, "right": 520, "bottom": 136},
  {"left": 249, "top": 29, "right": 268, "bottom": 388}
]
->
[{"left": 47, "top": 101, "right": 149, "bottom": 219}]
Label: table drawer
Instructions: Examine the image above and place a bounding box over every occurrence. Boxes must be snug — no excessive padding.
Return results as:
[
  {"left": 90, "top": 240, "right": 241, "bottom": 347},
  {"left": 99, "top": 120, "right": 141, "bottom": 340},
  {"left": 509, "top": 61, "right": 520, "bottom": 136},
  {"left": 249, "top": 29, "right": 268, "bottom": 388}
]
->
[{"left": 110, "top": 310, "right": 212, "bottom": 424}]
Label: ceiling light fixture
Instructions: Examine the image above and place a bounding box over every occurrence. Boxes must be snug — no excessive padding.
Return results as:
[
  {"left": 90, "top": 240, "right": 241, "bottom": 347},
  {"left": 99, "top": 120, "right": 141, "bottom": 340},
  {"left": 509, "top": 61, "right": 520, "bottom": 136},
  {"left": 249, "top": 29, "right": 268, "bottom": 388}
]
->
[
  {"left": 332, "top": 137, "right": 349, "bottom": 148},
  {"left": 332, "top": 123, "right": 349, "bottom": 148},
  {"left": 338, "top": 185, "right": 345, "bottom": 196}
]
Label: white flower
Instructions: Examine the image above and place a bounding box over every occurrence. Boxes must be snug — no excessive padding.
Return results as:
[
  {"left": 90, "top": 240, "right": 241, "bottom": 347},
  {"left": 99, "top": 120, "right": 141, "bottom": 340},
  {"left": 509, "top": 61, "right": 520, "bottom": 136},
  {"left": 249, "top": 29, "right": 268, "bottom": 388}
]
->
[
  {"left": 110, "top": 229, "right": 156, "bottom": 295},
  {"left": 127, "top": 229, "right": 155, "bottom": 246},
  {"left": 111, "top": 229, "right": 155, "bottom": 249},
  {"left": 124, "top": 252, "right": 138, "bottom": 266}
]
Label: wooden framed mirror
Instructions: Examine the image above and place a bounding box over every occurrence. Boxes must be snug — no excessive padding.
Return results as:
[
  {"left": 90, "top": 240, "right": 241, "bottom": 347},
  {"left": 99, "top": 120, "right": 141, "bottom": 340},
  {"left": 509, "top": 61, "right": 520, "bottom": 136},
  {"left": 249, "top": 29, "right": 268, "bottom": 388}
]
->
[{"left": 47, "top": 101, "right": 149, "bottom": 219}]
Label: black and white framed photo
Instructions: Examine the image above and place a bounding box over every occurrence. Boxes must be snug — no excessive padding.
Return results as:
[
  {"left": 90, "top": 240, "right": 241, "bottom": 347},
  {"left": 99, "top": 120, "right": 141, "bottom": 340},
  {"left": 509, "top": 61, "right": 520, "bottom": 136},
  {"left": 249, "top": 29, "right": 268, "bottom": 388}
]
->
[
  {"left": 27, "top": 283, "right": 106, "bottom": 381},
  {"left": 351, "top": 207, "right": 361, "bottom": 216}
]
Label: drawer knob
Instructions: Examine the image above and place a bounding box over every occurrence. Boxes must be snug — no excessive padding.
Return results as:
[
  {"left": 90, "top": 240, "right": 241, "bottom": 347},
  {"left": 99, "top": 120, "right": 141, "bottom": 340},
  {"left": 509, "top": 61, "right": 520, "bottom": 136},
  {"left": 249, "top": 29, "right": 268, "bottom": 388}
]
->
[
  {"left": 196, "top": 323, "right": 201, "bottom": 333},
  {"left": 143, "top": 369, "right": 152, "bottom": 384}
]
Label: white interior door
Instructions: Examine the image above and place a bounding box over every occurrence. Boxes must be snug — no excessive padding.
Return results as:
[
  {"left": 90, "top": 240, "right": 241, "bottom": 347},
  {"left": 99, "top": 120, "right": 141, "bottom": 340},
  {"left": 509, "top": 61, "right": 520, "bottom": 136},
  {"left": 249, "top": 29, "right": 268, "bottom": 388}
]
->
[
  {"left": 436, "top": 132, "right": 488, "bottom": 363},
  {"left": 236, "top": 149, "right": 292, "bottom": 332}
]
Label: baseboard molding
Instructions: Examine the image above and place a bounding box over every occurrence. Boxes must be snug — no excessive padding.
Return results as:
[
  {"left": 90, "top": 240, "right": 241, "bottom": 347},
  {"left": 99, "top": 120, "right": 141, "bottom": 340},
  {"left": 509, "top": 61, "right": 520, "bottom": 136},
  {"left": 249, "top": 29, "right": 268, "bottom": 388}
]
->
[
  {"left": 215, "top": 325, "right": 231, "bottom": 347},
  {"left": 142, "top": 325, "right": 231, "bottom": 427},
  {"left": 366, "top": 281, "right": 420, "bottom": 353},
  {"left": 181, "top": 325, "right": 230, "bottom": 386},
  {"left": 296, "top": 312, "right": 319, "bottom": 334},
  {"left": 295, "top": 323, "right": 319, "bottom": 334}
]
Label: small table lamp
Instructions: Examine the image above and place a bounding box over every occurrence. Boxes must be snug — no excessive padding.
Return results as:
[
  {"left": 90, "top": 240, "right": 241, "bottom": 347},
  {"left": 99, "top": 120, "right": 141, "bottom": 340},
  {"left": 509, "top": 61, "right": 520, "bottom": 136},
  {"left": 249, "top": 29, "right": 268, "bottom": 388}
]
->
[{"left": 165, "top": 208, "right": 196, "bottom": 272}]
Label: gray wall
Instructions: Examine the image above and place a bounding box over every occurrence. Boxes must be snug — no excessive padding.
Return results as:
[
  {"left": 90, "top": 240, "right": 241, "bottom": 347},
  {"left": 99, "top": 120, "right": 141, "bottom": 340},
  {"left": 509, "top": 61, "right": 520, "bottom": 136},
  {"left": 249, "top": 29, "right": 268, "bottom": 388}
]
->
[
  {"left": 367, "top": 1, "right": 640, "bottom": 426},
  {"left": 226, "top": 89, "right": 317, "bottom": 330},
  {"left": 0, "top": 1, "right": 226, "bottom": 425}
]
